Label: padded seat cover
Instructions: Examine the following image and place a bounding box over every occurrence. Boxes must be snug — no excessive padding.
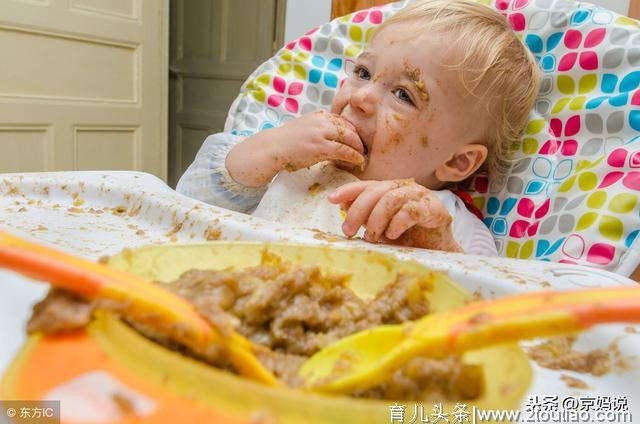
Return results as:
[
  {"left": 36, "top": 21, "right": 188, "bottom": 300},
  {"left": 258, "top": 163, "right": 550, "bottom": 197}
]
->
[{"left": 223, "top": 0, "right": 640, "bottom": 274}]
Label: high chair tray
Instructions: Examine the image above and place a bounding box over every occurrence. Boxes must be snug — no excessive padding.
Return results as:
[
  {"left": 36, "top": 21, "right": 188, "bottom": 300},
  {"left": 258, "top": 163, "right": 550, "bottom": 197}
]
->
[{"left": 0, "top": 171, "right": 638, "bottom": 421}]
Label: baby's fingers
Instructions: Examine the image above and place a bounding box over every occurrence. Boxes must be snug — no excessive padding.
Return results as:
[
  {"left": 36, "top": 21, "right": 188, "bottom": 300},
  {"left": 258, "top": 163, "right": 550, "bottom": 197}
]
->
[
  {"left": 365, "top": 189, "right": 407, "bottom": 242},
  {"left": 328, "top": 114, "right": 364, "bottom": 154},
  {"left": 417, "top": 197, "right": 453, "bottom": 229},
  {"left": 339, "top": 126, "right": 365, "bottom": 155},
  {"left": 340, "top": 184, "right": 391, "bottom": 237},
  {"left": 385, "top": 200, "right": 425, "bottom": 240},
  {"left": 323, "top": 142, "right": 365, "bottom": 169},
  {"left": 328, "top": 181, "right": 375, "bottom": 204}
]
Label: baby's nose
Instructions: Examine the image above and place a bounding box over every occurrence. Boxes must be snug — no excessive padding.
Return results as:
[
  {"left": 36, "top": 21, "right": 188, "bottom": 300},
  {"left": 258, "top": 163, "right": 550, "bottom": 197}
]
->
[{"left": 349, "top": 85, "right": 377, "bottom": 116}]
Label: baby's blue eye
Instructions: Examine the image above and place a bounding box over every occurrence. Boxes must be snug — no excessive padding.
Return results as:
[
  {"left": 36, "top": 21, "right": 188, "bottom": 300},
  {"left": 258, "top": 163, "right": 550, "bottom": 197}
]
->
[
  {"left": 353, "top": 66, "right": 371, "bottom": 80},
  {"left": 393, "top": 88, "right": 414, "bottom": 105}
]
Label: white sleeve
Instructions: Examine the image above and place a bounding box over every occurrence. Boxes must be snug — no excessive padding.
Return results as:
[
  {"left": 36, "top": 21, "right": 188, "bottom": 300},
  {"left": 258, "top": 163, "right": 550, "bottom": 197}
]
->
[
  {"left": 176, "top": 132, "right": 267, "bottom": 213},
  {"left": 432, "top": 190, "right": 498, "bottom": 257}
]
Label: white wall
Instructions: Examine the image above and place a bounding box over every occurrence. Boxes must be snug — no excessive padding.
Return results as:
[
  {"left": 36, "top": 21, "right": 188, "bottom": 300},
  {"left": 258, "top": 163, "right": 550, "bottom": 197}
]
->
[
  {"left": 284, "top": 0, "right": 331, "bottom": 43},
  {"left": 283, "top": 0, "right": 631, "bottom": 44}
]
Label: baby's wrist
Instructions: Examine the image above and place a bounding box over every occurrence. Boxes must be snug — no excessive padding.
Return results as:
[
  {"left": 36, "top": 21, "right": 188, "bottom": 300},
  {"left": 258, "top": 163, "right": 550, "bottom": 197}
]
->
[
  {"left": 256, "top": 126, "right": 292, "bottom": 177},
  {"left": 226, "top": 130, "right": 281, "bottom": 187}
]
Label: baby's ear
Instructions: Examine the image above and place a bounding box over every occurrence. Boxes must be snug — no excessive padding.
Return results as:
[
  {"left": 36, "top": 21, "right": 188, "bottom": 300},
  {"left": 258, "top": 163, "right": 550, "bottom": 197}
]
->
[{"left": 434, "top": 143, "right": 488, "bottom": 183}]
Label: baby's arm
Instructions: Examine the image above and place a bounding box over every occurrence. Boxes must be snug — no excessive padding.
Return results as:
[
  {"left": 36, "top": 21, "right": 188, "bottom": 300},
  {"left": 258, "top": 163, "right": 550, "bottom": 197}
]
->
[
  {"left": 178, "top": 111, "right": 364, "bottom": 213},
  {"left": 176, "top": 132, "right": 268, "bottom": 213},
  {"left": 226, "top": 110, "right": 365, "bottom": 188}
]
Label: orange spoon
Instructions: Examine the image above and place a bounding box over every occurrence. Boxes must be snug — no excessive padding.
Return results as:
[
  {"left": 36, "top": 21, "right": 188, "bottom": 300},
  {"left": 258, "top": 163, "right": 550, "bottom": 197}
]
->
[{"left": 0, "top": 230, "right": 278, "bottom": 386}]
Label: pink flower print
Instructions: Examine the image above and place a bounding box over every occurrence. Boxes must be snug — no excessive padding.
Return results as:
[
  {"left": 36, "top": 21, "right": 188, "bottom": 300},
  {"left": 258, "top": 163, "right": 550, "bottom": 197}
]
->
[
  {"left": 510, "top": 198, "right": 550, "bottom": 238},
  {"left": 623, "top": 172, "right": 640, "bottom": 191},
  {"left": 607, "top": 148, "right": 630, "bottom": 168},
  {"left": 495, "top": 0, "right": 530, "bottom": 31},
  {"left": 586, "top": 243, "right": 616, "bottom": 265},
  {"left": 268, "top": 77, "right": 303, "bottom": 114},
  {"left": 558, "top": 28, "right": 606, "bottom": 71},
  {"left": 539, "top": 115, "right": 580, "bottom": 156},
  {"left": 284, "top": 28, "right": 317, "bottom": 52},
  {"left": 516, "top": 198, "right": 550, "bottom": 220},
  {"left": 509, "top": 219, "right": 541, "bottom": 238},
  {"left": 351, "top": 8, "right": 383, "bottom": 24},
  {"left": 599, "top": 169, "right": 640, "bottom": 191},
  {"left": 598, "top": 171, "right": 625, "bottom": 189},
  {"left": 560, "top": 239, "right": 618, "bottom": 266}
]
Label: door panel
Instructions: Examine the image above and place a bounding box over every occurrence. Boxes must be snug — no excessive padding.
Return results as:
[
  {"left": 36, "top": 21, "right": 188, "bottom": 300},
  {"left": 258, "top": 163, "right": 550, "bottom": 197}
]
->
[
  {"left": 74, "top": 127, "right": 139, "bottom": 171},
  {"left": 0, "top": 27, "right": 136, "bottom": 102},
  {"left": 0, "top": 127, "right": 51, "bottom": 173},
  {"left": 0, "top": 0, "right": 167, "bottom": 178},
  {"left": 169, "top": 0, "right": 284, "bottom": 187}
]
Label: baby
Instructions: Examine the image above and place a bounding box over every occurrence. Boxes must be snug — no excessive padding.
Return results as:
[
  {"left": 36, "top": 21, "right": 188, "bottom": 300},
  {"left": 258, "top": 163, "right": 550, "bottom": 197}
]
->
[{"left": 177, "top": 0, "right": 541, "bottom": 255}]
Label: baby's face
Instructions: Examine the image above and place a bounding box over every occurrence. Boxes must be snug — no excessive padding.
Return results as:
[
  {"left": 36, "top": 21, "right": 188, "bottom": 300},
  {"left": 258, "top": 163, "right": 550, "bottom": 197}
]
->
[{"left": 332, "top": 24, "right": 484, "bottom": 187}]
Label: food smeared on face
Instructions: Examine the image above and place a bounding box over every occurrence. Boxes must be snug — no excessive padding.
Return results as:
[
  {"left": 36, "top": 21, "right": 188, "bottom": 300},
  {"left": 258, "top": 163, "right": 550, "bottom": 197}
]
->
[
  {"left": 404, "top": 59, "right": 429, "bottom": 103},
  {"left": 330, "top": 24, "right": 484, "bottom": 188}
]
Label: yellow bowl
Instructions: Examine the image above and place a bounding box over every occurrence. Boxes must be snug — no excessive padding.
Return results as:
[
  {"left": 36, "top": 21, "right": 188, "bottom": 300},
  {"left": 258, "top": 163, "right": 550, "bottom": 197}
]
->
[{"left": 2, "top": 242, "right": 532, "bottom": 423}]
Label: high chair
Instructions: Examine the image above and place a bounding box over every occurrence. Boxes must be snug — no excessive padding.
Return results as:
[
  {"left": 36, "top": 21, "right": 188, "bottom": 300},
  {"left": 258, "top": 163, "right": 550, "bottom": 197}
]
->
[{"left": 222, "top": 0, "right": 640, "bottom": 278}]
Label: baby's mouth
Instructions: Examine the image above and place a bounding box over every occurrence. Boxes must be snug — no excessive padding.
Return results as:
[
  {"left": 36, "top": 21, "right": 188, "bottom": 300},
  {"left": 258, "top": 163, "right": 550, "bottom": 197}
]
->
[
  {"left": 359, "top": 142, "right": 370, "bottom": 172},
  {"left": 353, "top": 127, "right": 370, "bottom": 173},
  {"left": 340, "top": 116, "right": 369, "bottom": 162}
]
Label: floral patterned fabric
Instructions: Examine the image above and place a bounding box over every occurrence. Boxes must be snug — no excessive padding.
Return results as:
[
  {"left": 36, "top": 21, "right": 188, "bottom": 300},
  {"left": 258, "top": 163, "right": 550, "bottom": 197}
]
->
[{"left": 223, "top": 0, "right": 640, "bottom": 275}]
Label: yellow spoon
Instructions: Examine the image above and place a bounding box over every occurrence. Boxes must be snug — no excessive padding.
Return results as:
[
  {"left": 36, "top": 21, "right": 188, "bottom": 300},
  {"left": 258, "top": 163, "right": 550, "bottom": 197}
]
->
[
  {"left": 0, "top": 230, "right": 278, "bottom": 386},
  {"left": 299, "top": 285, "right": 640, "bottom": 394}
]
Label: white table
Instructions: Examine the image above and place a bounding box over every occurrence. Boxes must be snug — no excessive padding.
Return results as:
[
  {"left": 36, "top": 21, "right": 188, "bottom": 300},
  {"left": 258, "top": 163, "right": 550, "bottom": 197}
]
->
[{"left": 1, "top": 171, "right": 638, "bottom": 420}]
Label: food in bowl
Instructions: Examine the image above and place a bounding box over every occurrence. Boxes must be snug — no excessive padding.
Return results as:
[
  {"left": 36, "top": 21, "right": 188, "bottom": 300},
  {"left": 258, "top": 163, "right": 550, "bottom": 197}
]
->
[{"left": 28, "top": 252, "right": 483, "bottom": 402}]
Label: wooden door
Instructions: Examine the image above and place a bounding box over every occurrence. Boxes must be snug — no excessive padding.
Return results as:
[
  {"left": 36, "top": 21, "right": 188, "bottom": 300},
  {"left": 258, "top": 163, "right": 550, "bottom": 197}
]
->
[{"left": 0, "top": 0, "right": 168, "bottom": 178}]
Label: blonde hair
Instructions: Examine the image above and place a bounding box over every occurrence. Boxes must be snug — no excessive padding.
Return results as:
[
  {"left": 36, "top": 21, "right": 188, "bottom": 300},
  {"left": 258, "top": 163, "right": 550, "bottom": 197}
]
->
[{"left": 376, "top": 0, "right": 541, "bottom": 180}]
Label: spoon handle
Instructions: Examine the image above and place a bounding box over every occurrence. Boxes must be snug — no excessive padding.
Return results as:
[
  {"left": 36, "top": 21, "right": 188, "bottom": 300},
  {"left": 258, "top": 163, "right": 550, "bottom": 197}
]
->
[
  {"left": 414, "top": 286, "right": 640, "bottom": 353},
  {"left": 0, "top": 230, "right": 212, "bottom": 344},
  {"left": 0, "top": 230, "right": 280, "bottom": 386}
]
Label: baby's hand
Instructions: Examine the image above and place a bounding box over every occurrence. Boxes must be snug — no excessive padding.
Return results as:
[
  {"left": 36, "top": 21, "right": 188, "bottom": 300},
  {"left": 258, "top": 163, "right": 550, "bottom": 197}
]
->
[
  {"left": 328, "top": 180, "right": 463, "bottom": 252},
  {"left": 272, "top": 110, "right": 365, "bottom": 172}
]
